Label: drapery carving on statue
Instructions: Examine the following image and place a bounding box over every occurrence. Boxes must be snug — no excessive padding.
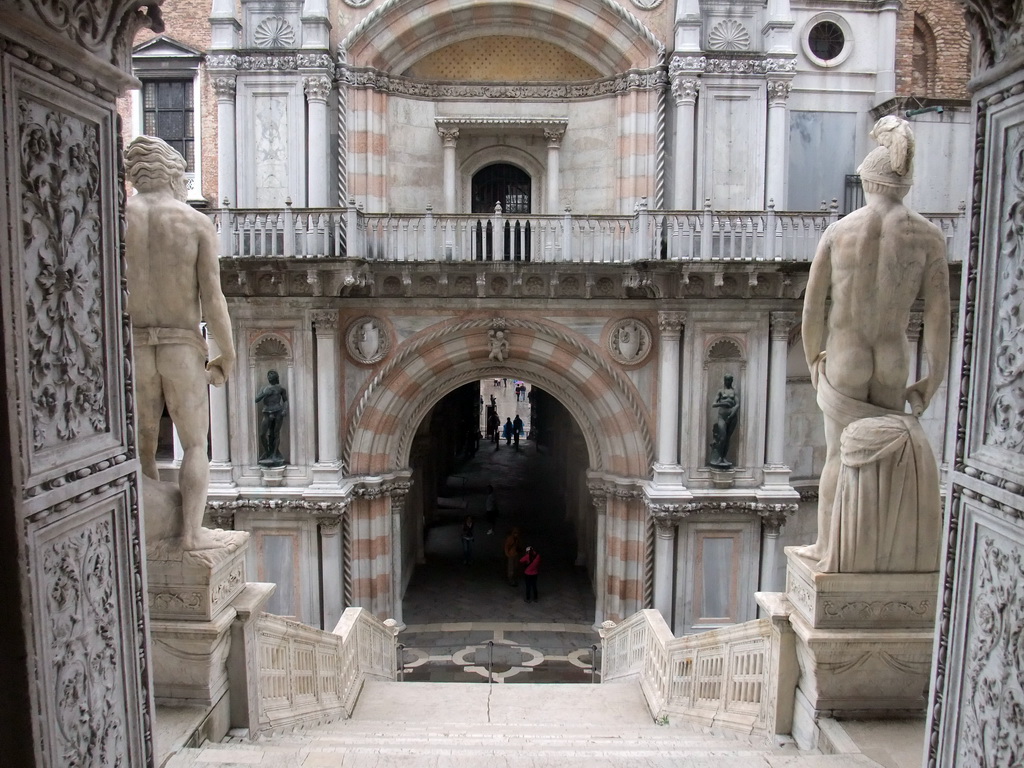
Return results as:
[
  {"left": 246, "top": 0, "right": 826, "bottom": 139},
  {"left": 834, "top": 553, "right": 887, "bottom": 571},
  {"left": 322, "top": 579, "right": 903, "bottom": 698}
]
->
[
  {"left": 44, "top": 518, "right": 127, "bottom": 765},
  {"left": 955, "top": 534, "right": 1024, "bottom": 766},
  {"left": 125, "top": 136, "right": 241, "bottom": 553},
  {"left": 795, "top": 117, "right": 950, "bottom": 573},
  {"left": 987, "top": 125, "right": 1024, "bottom": 453},
  {"left": 21, "top": 99, "right": 109, "bottom": 451}
]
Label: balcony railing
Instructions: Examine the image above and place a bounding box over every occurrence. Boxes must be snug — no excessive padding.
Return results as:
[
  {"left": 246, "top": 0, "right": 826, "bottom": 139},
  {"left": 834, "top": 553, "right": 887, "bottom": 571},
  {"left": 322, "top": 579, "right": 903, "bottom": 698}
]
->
[{"left": 211, "top": 200, "right": 966, "bottom": 264}]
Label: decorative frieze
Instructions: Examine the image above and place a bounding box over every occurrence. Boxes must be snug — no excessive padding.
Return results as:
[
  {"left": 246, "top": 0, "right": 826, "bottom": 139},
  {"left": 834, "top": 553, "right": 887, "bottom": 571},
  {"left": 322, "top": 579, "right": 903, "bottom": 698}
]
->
[
  {"left": 644, "top": 499, "right": 798, "bottom": 523},
  {"left": 206, "top": 52, "right": 334, "bottom": 74},
  {"left": 207, "top": 498, "right": 352, "bottom": 516}
]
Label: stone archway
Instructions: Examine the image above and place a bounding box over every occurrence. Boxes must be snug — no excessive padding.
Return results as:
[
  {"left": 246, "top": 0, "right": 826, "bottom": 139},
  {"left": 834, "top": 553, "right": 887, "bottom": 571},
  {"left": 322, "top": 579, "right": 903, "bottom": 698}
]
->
[{"left": 343, "top": 317, "right": 654, "bottom": 620}]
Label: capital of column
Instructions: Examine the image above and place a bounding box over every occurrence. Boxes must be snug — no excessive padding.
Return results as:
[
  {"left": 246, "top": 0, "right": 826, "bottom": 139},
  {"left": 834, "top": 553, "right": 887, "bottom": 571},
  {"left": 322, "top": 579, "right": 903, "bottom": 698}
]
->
[
  {"left": 588, "top": 483, "right": 609, "bottom": 513},
  {"left": 304, "top": 75, "right": 332, "bottom": 102},
  {"left": 318, "top": 515, "right": 343, "bottom": 535},
  {"left": 759, "top": 509, "right": 788, "bottom": 537},
  {"left": 769, "top": 310, "right": 799, "bottom": 340},
  {"left": 544, "top": 127, "right": 566, "bottom": 147},
  {"left": 906, "top": 311, "right": 924, "bottom": 342},
  {"left": 438, "top": 127, "right": 460, "bottom": 147},
  {"left": 766, "top": 77, "right": 793, "bottom": 106},
  {"left": 648, "top": 503, "right": 684, "bottom": 532},
  {"left": 208, "top": 511, "right": 235, "bottom": 529},
  {"left": 658, "top": 310, "right": 686, "bottom": 335},
  {"left": 670, "top": 75, "right": 700, "bottom": 106},
  {"left": 212, "top": 76, "right": 237, "bottom": 101},
  {"left": 311, "top": 309, "right": 339, "bottom": 331}
]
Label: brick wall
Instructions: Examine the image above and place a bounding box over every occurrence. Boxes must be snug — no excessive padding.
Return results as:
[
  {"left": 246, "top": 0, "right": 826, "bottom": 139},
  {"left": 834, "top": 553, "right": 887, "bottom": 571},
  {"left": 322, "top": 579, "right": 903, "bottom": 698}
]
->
[
  {"left": 116, "top": 0, "right": 219, "bottom": 204},
  {"left": 895, "top": 0, "right": 971, "bottom": 98}
]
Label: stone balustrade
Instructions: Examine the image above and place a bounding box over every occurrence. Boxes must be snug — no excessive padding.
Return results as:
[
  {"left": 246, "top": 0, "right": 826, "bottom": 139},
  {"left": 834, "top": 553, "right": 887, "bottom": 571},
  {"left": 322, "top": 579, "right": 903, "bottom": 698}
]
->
[
  {"left": 208, "top": 203, "right": 966, "bottom": 264},
  {"left": 600, "top": 605, "right": 796, "bottom": 736}
]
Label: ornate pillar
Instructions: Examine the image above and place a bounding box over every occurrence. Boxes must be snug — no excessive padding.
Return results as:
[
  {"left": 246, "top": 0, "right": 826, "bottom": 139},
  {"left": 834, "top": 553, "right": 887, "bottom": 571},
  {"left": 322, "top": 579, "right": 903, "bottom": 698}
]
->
[
  {"left": 765, "top": 76, "right": 793, "bottom": 209},
  {"left": 653, "top": 312, "right": 686, "bottom": 486},
  {"left": 208, "top": 333, "right": 234, "bottom": 486},
  {"left": 438, "top": 127, "right": 459, "bottom": 213},
  {"left": 544, "top": 127, "right": 565, "bottom": 214},
  {"left": 589, "top": 483, "right": 609, "bottom": 627},
  {"left": 212, "top": 76, "right": 237, "bottom": 206},
  {"left": 650, "top": 509, "right": 679, "bottom": 623},
  {"left": 669, "top": 57, "right": 702, "bottom": 210},
  {"left": 311, "top": 311, "right": 343, "bottom": 485},
  {"left": 389, "top": 482, "right": 411, "bottom": 626},
  {"left": 304, "top": 76, "right": 332, "bottom": 207},
  {"left": 318, "top": 512, "right": 345, "bottom": 630},
  {"left": 758, "top": 508, "right": 788, "bottom": 595},
  {"left": 762, "top": 311, "right": 799, "bottom": 492}
]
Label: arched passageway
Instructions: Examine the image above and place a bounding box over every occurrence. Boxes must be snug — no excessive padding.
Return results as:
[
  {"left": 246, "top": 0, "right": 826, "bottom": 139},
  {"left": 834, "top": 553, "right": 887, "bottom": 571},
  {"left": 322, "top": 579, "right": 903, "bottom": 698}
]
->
[{"left": 402, "top": 380, "right": 595, "bottom": 625}]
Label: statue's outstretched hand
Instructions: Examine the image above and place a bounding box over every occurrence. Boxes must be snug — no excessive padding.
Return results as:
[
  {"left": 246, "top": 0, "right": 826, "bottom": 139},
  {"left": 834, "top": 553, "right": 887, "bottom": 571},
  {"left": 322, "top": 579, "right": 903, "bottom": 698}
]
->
[{"left": 206, "top": 355, "right": 233, "bottom": 386}]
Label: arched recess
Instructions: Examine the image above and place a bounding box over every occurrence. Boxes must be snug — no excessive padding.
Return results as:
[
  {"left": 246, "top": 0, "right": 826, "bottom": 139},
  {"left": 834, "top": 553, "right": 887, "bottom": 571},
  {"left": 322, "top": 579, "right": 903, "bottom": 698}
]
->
[
  {"left": 341, "top": 0, "right": 664, "bottom": 76},
  {"left": 344, "top": 318, "right": 655, "bottom": 478},
  {"left": 462, "top": 147, "right": 544, "bottom": 214}
]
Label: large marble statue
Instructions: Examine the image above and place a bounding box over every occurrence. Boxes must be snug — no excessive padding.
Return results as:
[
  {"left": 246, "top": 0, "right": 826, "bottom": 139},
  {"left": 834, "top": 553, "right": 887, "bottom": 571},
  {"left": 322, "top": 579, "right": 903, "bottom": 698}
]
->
[
  {"left": 796, "top": 116, "right": 950, "bottom": 573},
  {"left": 125, "top": 135, "right": 237, "bottom": 551},
  {"left": 256, "top": 369, "right": 288, "bottom": 466},
  {"left": 708, "top": 374, "right": 739, "bottom": 469}
]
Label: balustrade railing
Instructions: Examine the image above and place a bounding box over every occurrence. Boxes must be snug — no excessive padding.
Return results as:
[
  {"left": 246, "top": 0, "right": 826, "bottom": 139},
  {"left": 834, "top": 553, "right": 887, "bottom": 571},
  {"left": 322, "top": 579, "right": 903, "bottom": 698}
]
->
[
  {"left": 600, "top": 607, "right": 796, "bottom": 736},
  {"left": 252, "top": 606, "right": 396, "bottom": 736},
  {"left": 210, "top": 202, "right": 966, "bottom": 265}
]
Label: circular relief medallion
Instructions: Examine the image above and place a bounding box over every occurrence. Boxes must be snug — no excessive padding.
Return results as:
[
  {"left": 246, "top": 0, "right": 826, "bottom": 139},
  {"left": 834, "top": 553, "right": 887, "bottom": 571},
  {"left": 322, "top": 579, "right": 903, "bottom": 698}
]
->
[
  {"left": 346, "top": 316, "right": 390, "bottom": 365},
  {"left": 253, "top": 16, "right": 296, "bottom": 48},
  {"left": 607, "top": 318, "right": 653, "bottom": 366},
  {"left": 525, "top": 276, "right": 545, "bottom": 296},
  {"left": 629, "top": 0, "right": 664, "bottom": 10}
]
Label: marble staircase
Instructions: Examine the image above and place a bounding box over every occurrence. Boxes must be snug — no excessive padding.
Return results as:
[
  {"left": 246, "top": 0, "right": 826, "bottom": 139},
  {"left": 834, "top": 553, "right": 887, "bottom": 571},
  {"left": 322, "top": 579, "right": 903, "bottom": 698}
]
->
[{"left": 163, "top": 680, "right": 895, "bottom": 767}]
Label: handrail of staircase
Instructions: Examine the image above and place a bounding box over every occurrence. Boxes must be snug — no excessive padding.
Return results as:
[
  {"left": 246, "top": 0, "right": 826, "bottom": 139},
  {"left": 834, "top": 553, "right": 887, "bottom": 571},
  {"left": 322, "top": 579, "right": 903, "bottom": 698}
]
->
[
  {"left": 599, "top": 596, "right": 796, "bottom": 736},
  {"left": 209, "top": 205, "right": 965, "bottom": 264},
  {"left": 250, "top": 606, "right": 397, "bottom": 737}
]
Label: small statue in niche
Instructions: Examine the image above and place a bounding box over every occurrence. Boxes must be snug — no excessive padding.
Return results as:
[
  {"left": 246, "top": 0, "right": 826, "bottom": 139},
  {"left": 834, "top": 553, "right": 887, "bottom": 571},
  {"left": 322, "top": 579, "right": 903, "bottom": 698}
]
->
[
  {"left": 256, "top": 370, "right": 288, "bottom": 466},
  {"left": 488, "top": 329, "right": 510, "bottom": 362},
  {"left": 708, "top": 374, "right": 740, "bottom": 469}
]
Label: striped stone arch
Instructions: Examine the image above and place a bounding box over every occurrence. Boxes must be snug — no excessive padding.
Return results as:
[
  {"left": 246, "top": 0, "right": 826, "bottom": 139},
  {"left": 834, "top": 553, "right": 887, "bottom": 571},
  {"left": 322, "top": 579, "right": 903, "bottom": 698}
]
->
[
  {"left": 341, "top": 0, "right": 664, "bottom": 75},
  {"left": 344, "top": 318, "right": 655, "bottom": 478}
]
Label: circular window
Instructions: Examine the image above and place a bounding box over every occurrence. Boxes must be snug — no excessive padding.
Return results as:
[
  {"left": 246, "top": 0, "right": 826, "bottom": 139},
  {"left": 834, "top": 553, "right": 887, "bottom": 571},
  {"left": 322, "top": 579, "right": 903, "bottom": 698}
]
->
[
  {"left": 802, "top": 14, "right": 853, "bottom": 68},
  {"left": 809, "top": 21, "right": 844, "bottom": 61}
]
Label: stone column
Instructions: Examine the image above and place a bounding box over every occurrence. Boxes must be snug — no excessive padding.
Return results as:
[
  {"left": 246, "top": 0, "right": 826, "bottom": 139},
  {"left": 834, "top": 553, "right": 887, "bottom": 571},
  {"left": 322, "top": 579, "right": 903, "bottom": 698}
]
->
[
  {"left": 651, "top": 511, "right": 678, "bottom": 623},
  {"left": 208, "top": 334, "right": 233, "bottom": 487},
  {"left": 544, "top": 127, "right": 565, "bottom": 214},
  {"left": 213, "top": 76, "right": 237, "bottom": 207},
  {"left": 669, "top": 58, "right": 702, "bottom": 210},
  {"left": 762, "top": 311, "right": 798, "bottom": 491},
  {"left": 304, "top": 76, "right": 333, "bottom": 207},
  {"left": 590, "top": 484, "right": 609, "bottom": 627},
  {"left": 389, "top": 482, "right": 411, "bottom": 625},
  {"left": 906, "top": 311, "right": 924, "bottom": 389},
  {"left": 438, "top": 127, "right": 459, "bottom": 213},
  {"left": 318, "top": 513, "right": 344, "bottom": 630},
  {"left": 311, "top": 311, "right": 343, "bottom": 485},
  {"left": 653, "top": 311, "right": 686, "bottom": 486},
  {"left": 765, "top": 78, "right": 793, "bottom": 209},
  {"left": 758, "top": 509, "right": 787, "bottom": 595}
]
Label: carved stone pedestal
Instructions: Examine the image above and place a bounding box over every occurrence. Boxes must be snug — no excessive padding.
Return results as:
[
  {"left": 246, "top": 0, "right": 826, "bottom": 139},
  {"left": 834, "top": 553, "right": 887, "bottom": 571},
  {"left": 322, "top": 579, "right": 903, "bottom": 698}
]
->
[
  {"left": 782, "top": 548, "right": 938, "bottom": 749},
  {"left": 147, "top": 532, "right": 250, "bottom": 707}
]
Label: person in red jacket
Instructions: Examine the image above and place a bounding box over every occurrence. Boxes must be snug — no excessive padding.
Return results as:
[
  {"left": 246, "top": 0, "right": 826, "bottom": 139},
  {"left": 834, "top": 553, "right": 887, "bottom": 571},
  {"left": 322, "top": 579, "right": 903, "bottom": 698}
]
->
[{"left": 520, "top": 546, "right": 541, "bottom": 603}]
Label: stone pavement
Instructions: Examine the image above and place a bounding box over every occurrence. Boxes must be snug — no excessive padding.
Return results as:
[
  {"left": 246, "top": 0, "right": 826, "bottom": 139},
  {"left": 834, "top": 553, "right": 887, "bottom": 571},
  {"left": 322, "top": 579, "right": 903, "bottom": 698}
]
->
[{"left": 401, "top": 381, "right": 599, "bottom": 682}]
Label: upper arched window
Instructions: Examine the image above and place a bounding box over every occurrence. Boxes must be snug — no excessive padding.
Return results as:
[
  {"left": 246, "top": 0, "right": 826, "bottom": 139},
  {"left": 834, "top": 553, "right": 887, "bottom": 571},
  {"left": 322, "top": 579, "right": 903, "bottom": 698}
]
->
[{"left": 912, "top": 15, "right": 937, "bottom": 95}]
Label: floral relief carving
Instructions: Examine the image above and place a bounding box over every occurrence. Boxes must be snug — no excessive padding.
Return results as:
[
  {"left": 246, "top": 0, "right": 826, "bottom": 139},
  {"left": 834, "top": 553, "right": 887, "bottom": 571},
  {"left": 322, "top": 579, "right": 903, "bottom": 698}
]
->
[
  {"left": 987, "top": 125, "right": 1024, "bottom": 453},
  {"left": 708, "top": 19, "right": 751, "bottom": 51},
  {"left": 956, "top": 535, "right": 1024, "bottom": 766},
  {"left": 44, "top": 518, "right": 127, "bottom": 765},
  {"left": 20, "top": 99, "right": 109, "bottom": 451}
]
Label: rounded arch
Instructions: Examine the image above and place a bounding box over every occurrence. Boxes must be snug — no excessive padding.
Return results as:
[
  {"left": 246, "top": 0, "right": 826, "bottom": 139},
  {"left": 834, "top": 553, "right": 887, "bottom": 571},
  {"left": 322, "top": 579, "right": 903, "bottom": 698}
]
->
[
  {"left": 344, "top": 318, "right": 654, "bottom": 477},
  {"left": 341, "top": 0, "right": 663, "bottom": 75},
  {"left": 462, "top": 148, "right": 544, "bottom": 213}
]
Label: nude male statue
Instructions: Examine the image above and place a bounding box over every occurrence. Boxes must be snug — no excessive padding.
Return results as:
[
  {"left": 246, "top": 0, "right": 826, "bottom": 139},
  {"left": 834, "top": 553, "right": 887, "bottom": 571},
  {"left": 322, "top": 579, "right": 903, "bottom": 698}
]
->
[
  {"left": 125, "top": 135, "right": 236, "bottom": 551},
  {"left": 796, "top": 116, "right": 950, "bottom": 567}
]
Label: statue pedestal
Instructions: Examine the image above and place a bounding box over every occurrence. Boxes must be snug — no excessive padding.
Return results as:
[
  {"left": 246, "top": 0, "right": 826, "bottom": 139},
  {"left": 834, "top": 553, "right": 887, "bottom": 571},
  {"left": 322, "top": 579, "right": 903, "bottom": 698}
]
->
[
  {"left": 781, "top": 548, "right": 938, "bottom": 749},
  {"left": 147, "top": 531, "right": 250, "bottom": 708}
]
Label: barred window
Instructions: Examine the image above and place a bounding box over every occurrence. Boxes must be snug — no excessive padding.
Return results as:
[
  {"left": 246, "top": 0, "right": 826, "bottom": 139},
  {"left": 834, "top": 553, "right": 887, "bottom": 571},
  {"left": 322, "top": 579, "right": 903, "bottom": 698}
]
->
[{"left": 142, "top": 79, "right": 195, "bottom": 171}]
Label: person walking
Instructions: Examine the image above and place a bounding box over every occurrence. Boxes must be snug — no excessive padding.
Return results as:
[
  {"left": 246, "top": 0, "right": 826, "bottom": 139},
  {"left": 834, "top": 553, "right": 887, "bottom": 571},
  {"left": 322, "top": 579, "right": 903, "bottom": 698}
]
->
[
  {"left": 520, "top": 546, "right": 541, "bottom": 602},
  {"left": 488, "top": 411, "right": 500, "bottom": 450},
  {"left": 504, "top": 528, "right": 521, "bottom": 586},
  {"left": 512, "top": 414, "right": 523, "bottom": 449},
  {"left": 503, "top": 417, "right": 514, "bottom": 446},
  {"left": 461, "top": 516, "right": 475, "bottom": 565},
  {"left": 485, "top": 485, "right": 498, "bottom": 534}
]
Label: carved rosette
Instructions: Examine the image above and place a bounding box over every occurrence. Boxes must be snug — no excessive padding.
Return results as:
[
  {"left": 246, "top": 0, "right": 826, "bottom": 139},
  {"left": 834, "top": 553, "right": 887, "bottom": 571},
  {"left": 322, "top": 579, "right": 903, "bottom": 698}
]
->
[
  {"left": 253, "top": 16, "right": 295, "bottom": 48},
  {"left": 767, "top": 78, "right": 793, "bottom": 106},
  {"left": 20, "top": 99, "right": 109, "bottom": 452},
  {"left": 346, "top": 316, "right": 389, "bottom": 365},
  {"left": 304, "top": 75, "right": 332, "bottom": 102},
  {"left": 708, "top": 19, "right": 751, "bottom": 51},
  {"left": 607, "top": 318, "right": 653, "bottom": 366}
]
